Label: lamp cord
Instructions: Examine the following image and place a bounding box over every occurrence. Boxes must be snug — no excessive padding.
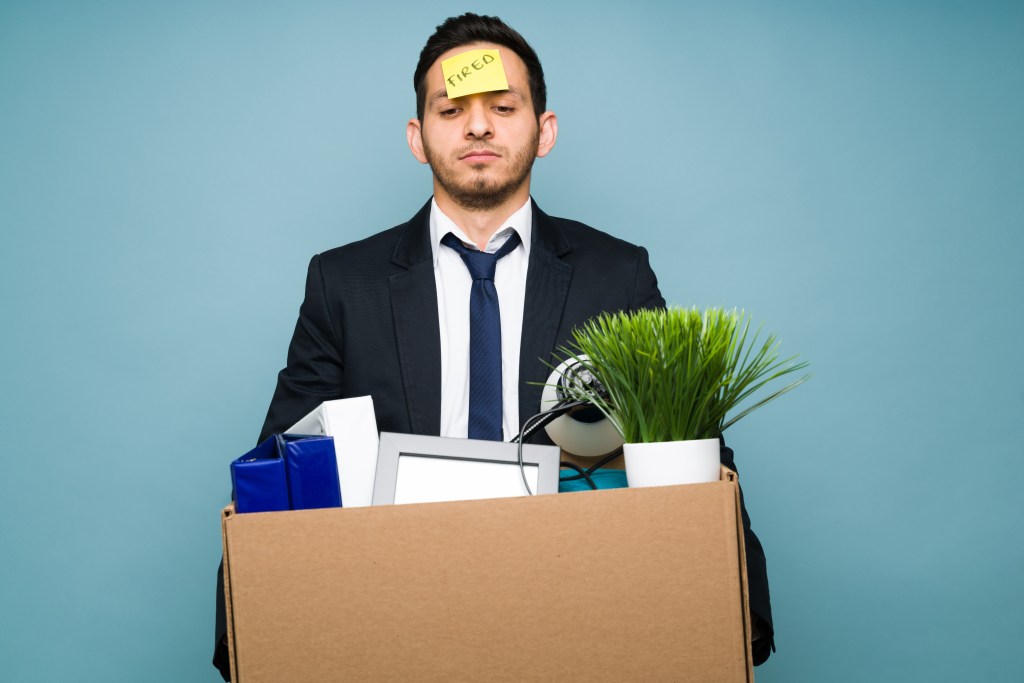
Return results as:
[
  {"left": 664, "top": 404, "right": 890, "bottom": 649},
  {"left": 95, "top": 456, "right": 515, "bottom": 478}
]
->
[
  {"left": 557, "top": 447, "right": 625, "bottom": 490},
  {"left": 511, "top": 404, "right": 622, "bottom": 496}
]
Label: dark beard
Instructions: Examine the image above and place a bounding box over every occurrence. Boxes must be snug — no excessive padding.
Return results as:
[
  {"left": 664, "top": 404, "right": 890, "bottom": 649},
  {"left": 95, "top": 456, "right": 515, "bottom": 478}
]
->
[{"left": 424, "top": 135, "right": 538, "bottom": 212}]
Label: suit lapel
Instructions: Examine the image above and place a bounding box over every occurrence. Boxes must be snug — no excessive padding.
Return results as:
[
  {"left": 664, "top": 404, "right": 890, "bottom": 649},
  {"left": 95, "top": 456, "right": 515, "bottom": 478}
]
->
[
  {"left": 388, "top": 199, "right": 574, "bottom": 434},
  {"left": 389, "top": 201, "right": 442, "bottom": 435},
  {"left": 518, "top": 202, "right": 574, "bottom": 428}
]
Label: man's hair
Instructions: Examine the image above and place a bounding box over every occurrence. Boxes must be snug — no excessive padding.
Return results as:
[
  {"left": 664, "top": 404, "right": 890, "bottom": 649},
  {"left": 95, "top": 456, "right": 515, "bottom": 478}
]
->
[{"left": 414, "top": 13, "right": 547, "bottom": 121}]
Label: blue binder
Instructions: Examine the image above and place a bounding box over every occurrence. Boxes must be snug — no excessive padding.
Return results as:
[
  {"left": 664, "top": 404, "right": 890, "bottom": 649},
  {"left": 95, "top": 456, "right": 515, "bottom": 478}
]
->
[
  {"left": 231, "top": 434, "right": 342, "bottom": 513},
  {"left": 279, "top": 434, "right": 342, "bottom": 510}
]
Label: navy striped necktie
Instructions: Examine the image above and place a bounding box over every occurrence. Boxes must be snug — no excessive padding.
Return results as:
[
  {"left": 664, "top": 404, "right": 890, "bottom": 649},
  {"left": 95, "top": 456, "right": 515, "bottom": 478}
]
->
[{"left": 440, "top": 231, "right": 522, "bottom": 441}]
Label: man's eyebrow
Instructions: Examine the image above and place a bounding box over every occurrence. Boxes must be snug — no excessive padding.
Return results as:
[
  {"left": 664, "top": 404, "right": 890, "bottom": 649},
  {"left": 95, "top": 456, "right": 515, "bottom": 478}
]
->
[
  {"left": 504, "top": 85, "right": 527, "bottom": 100},
  {"left": 429, "top": 89, "right": 451, "bottom": 107},
  {"left": 428, "top": 86, "right": 528, "bottom": 108}
]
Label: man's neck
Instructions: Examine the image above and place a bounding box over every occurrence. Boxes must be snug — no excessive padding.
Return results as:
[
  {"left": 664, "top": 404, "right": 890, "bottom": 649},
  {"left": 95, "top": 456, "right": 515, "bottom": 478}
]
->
[{"left": 432, "top": 183, "right": 532, "bottom": 250}]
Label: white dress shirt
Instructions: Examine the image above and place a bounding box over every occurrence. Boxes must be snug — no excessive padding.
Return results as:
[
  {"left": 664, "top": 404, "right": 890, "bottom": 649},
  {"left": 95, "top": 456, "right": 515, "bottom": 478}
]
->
[{"left": 429, "top": 197, "right": 532, "bottom": 441}]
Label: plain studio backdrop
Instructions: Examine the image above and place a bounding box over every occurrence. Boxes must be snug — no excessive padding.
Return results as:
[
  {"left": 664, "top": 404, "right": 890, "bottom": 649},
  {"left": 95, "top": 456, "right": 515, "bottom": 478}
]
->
[{"left": 1, "top": 1, "right": 1021, "bottom": 680}]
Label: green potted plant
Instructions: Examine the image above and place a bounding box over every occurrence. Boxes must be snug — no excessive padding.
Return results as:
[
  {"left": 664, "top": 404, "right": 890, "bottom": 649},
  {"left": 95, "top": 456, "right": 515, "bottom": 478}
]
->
[{"left": 556, "top": 307, "right": 809, "bottom": 487}]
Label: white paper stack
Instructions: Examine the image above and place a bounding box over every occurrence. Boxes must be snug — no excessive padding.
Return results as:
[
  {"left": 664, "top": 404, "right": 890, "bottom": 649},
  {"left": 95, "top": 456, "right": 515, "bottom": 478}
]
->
[{"left": 285, "top": 396, "right": 379, "bottom": 508}]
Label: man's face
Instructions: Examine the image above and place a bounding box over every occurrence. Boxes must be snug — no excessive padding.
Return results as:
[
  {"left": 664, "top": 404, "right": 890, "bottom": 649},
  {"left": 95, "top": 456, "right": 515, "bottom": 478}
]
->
[{"left": 408, "top": 42, "right": 556, "bottom": 212}]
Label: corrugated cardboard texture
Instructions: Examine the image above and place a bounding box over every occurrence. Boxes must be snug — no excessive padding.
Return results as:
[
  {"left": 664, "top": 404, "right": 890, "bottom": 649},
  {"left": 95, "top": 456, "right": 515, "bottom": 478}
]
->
[{"left": 223, "top": 477, "right": 751, "bottom": 682}]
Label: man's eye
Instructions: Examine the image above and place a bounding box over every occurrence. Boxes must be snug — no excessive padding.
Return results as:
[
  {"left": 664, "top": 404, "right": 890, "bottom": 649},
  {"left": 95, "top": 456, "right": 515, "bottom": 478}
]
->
[
  {"left": 494, "top": 106, "right": 514, "bottom": 114},
  {"left": 439, "top": 108, "right": 460, "bottom": 117}
]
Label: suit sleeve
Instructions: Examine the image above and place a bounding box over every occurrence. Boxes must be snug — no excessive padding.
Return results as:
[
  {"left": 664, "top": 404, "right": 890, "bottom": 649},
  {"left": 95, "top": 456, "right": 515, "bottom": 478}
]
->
[
  {"left": 214, "top": 254, "right": 347, "bottom": 681},
  {"left": 629, "top": 246, "right": 667, "bottom": 311},
  {"left": 633, "top": 248, "right": 775, "bottom": 664},
  {"left": 259, "top": 253, "right": 346, "bottom": 441}
]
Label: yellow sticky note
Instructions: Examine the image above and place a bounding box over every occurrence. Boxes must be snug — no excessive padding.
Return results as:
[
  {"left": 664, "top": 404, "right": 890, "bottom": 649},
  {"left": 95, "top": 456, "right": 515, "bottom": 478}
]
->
[{"left": 441, "top": 49, "right": 509, "bottom": 99}]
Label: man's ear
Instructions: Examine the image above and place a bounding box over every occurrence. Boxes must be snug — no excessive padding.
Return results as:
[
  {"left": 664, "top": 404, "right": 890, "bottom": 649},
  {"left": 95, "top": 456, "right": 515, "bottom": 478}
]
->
[
  {"left": 407, "top": 118, "right": 429, "bottom": 164},
  {"left": 536, "top": 111, "right": 558, "bottom": 159}
]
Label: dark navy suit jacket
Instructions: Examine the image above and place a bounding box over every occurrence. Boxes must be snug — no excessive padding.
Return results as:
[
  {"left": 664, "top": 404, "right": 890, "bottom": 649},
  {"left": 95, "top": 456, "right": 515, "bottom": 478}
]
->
[{"left": 214, "top": 199, "right": 774, "bottom": 679}]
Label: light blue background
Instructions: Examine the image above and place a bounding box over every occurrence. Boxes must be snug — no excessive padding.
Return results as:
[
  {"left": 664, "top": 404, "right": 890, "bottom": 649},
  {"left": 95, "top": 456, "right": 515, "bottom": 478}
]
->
[{"left": 2, "top": 1, "right": 1021, "bottom": 680}]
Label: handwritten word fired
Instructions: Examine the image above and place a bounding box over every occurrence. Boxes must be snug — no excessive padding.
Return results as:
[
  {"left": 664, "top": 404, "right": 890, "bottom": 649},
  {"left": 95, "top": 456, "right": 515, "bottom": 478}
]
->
[{"left": 441, "top": 49, "right": 510, "bottom": 99}]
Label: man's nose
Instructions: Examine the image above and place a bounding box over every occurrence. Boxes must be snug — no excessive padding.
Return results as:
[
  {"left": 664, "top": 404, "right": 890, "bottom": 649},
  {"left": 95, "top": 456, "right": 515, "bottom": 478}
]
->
[{"left": 464, "top": 101, "right": 493, "bottom": 139}]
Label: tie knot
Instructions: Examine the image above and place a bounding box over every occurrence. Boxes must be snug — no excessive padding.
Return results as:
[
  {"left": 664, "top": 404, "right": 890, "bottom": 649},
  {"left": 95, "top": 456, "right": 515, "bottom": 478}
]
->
[{"left": 441, "top": 232, "right": 522, "bottom": 281}]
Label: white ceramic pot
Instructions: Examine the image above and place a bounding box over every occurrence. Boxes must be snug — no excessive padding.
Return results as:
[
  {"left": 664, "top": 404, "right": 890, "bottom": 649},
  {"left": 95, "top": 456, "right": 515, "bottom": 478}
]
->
[{"left": 623, "top": 438, "right": 721, "bottom": 488}]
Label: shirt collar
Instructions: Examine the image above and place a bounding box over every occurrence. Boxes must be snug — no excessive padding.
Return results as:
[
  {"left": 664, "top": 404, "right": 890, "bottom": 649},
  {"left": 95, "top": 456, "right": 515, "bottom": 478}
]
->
[{"left": 429, "top": 197, "right": 533, "bottom": 267}]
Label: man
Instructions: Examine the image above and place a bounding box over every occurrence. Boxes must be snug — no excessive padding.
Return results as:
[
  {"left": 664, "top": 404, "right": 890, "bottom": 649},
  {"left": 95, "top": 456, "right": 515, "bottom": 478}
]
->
[{"left": 214, "top": 13, "right": 773, "bottom": 679}]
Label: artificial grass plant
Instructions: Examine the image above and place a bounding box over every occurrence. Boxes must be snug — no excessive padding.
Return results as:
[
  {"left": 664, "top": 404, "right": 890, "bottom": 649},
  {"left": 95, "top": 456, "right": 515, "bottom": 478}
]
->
[{"left": 557, "top": 307, "right": 810, "bottom": 444}]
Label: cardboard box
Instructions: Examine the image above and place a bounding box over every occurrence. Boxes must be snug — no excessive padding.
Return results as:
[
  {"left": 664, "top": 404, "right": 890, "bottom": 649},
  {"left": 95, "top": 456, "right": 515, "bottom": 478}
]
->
[{"left": 221, "top": 467, "right": 753, "bottom": 681}]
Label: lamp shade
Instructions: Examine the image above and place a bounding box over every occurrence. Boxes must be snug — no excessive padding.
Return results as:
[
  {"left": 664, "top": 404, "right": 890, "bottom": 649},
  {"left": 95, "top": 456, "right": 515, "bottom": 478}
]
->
[{"left": 540, "top": 356, "right": 624, "bottom": 457}]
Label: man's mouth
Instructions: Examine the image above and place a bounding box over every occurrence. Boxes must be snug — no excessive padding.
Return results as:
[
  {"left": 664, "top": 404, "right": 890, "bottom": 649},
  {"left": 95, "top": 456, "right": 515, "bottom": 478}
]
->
[{"left": 459, "top": 149, "right": 501, "bottom": 162}]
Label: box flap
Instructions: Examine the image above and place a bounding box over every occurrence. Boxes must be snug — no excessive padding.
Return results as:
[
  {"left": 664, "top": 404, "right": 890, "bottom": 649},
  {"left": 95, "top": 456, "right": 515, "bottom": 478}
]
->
[{"left": 220, "top": 504, "right": 238, "bottom": 683}]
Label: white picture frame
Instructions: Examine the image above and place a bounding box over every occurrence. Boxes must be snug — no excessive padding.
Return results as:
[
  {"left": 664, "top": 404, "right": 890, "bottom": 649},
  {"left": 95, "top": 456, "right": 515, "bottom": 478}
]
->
[{"left": 371, "top": 433, "right": 560, "bottom": 505}]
